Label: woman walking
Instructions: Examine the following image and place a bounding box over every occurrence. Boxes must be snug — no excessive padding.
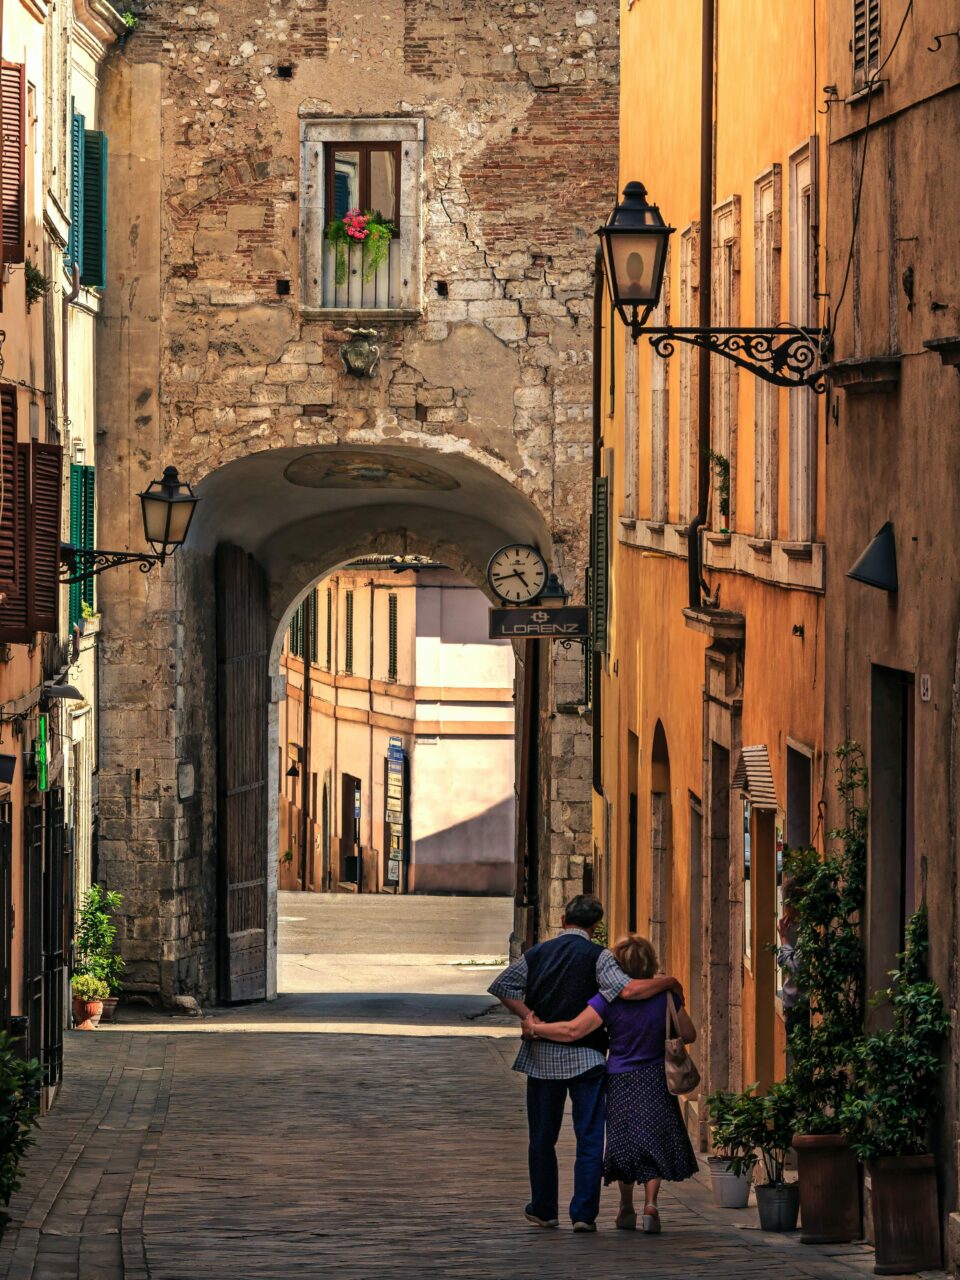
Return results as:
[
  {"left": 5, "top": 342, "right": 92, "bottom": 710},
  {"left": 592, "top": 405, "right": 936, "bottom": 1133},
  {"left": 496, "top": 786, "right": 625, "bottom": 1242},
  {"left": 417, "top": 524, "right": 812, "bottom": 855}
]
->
[{"left": 523, "top": 934, "right": 699, "bottom": 1232}]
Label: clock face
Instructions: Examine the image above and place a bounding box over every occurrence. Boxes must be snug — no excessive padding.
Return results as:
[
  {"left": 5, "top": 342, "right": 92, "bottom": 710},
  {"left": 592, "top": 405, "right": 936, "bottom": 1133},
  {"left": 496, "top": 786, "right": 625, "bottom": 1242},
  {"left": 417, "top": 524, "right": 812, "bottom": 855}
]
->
[{"left": 487, "top": 544, "right": 549, "bottom": 604}]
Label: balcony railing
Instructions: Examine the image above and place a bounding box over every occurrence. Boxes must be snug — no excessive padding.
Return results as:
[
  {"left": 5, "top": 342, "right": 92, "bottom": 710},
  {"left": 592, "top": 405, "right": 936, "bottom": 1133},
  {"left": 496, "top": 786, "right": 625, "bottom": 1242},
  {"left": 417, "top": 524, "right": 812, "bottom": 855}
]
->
[{"left": 322, "top": 237, "right": 403, "bottom": 310}]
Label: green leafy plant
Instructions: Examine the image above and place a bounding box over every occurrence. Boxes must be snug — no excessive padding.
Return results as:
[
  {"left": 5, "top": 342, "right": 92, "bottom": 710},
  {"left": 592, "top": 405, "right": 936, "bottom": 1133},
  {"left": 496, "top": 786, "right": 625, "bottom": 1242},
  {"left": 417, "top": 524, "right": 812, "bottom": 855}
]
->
[
  {"left": 326, "top": 208, "right": 396, "bottom": 286},
  {"left": 840, "top": 904, "right": 949, "bottom": 1160},
  {"left": 0, "top": 1033, "right": 42, "bottom": 1231},
  {"left": 121, "top": 9, "right": 139, "bottom": 28},
  {"left": 24, "top": 260, "right": 51, "bottom": 310},
  {"left": 71, "top": 973, "right": 109, "bottom": 1001},
  {"left": 703, "top": 447, "right": 731, "bottom": 526},
  {"left": 706, "top": 1085, "right": 761, "bottom": 1177},
  {"left": 280, "top": 849, "right": 293, "bottom": 865},
  {"left": 73, "top": 885, "right": 125, "bottom": 995},
  {"left": 592, "top": 919, "right": 608, "bottom": 947},
  {"left": 754, "top": 1081, "right": 798, "bottom": 1185},
  {"left": 784, "top": 742, "right": 867, "bottom": 1135}
]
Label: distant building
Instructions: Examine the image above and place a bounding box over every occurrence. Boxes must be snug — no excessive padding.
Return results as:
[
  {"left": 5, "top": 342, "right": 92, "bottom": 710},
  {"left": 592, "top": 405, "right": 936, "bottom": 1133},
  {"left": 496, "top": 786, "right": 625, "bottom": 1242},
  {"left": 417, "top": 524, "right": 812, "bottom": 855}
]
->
[{"left": 278, "top": 563, "right": 515, "bottom": 897}]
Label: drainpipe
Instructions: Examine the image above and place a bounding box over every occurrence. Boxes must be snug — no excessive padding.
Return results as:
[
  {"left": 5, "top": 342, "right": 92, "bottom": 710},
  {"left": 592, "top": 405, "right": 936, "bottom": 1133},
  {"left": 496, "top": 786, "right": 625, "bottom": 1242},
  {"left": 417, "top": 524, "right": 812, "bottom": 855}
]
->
[
  {"left": 331, "top": 579, "right": 339, "bottom": 891},
  {"left": 368, "top": 578, "right": 375, "bottom": 893},
  {"left": 591, "top": 247, "right": 604, "bottom": 795},
  {"left": 686, "top": 0, "right": 715, "bottom": 610}
]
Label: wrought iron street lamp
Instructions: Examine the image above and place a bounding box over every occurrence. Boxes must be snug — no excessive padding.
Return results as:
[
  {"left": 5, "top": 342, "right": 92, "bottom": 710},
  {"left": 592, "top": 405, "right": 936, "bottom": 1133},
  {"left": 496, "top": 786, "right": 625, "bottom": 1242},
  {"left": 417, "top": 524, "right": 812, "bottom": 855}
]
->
[
  {"left": 60, "top": 465, "right": 199, "bottom": 584},
  {"left": 598, "top": 182, "right": 828, "bottom": 392}
]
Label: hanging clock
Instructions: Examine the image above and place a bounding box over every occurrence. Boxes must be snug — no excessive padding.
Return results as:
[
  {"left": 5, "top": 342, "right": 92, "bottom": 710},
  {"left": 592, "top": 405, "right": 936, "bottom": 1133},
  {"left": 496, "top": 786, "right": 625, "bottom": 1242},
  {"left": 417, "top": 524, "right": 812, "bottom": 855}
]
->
[{"left": 487, "top": 544, "right": 549, "bottom": 604}]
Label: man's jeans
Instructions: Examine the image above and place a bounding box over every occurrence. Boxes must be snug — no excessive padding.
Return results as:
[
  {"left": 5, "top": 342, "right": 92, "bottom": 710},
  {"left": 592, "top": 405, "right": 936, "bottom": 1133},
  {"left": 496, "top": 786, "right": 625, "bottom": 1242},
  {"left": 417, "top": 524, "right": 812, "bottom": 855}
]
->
[{"left": 526, "top": 1067, "right": 606, "bottom": 1224}]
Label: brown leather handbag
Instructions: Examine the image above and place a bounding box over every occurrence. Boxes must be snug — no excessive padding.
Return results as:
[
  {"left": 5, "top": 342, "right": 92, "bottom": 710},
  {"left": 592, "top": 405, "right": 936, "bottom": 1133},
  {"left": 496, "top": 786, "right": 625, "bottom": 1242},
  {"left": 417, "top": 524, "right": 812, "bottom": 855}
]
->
[{"left": 664, "top": 994, "right": 700, "bottom": 1096}]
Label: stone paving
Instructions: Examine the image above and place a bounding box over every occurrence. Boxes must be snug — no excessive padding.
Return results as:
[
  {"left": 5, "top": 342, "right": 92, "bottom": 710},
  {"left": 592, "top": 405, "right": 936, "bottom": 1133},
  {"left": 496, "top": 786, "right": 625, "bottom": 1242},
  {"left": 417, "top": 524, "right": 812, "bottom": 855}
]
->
[{"left": 0, "top": 897, "right": 946, "bottom": 1278}]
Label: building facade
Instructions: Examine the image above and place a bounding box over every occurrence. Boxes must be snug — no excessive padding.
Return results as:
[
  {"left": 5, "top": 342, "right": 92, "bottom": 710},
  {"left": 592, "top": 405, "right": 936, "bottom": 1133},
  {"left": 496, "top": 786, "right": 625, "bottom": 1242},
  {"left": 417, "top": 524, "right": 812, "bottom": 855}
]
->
[
  {"left": 594, "top": 0, "right": 828, "bottom": 1141},
  {"left": 821, "top": 1, "right": 960, "bottom": 1262},
  {"left": 0, "top": 0, "right": 125, "bottom": 1097},
  {"left": 95, "top": 1, "right": 617, "bottom": 1003},
  {"left": 278, "top": 561, "right": 515, "bottom": 897}
]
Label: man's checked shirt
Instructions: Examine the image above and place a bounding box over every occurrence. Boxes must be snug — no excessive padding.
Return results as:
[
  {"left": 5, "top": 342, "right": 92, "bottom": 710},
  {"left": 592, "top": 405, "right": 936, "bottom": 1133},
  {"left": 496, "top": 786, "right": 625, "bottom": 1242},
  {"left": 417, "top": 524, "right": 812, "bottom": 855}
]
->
[{"left": 487, "top": 930, "right": 631, "bottom": 1080}]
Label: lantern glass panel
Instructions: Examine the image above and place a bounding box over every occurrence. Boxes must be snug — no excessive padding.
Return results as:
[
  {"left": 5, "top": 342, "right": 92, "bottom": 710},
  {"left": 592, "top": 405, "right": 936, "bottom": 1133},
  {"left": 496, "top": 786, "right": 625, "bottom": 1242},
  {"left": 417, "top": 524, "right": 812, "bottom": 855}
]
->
[
  {"left": 165, "top": 499, "right": 196, "bottom": 545},
  {"left": 141, "top": 492, "right": 172, "bottom": 545},
  {"left": 608, "top": 231, "right": 668, "bottom": 308}
]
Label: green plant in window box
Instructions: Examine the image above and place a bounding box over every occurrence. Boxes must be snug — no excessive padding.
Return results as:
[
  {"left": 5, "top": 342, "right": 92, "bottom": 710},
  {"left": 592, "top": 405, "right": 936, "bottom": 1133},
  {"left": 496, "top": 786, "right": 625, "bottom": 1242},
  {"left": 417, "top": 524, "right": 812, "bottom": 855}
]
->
[
  {"left": 326, "top": 208, "right": 396, "bottom": 287},
  {"left": 24, "top": 260, "right": 51, "bottom": 311}
]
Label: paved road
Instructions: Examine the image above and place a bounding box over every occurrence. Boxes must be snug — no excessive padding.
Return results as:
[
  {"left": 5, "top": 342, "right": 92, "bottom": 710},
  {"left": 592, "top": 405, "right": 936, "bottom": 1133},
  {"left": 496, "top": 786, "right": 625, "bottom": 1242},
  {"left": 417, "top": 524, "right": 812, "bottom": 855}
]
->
[{"left": 0, "top": 897, "right": 941, "bottom": 1279}]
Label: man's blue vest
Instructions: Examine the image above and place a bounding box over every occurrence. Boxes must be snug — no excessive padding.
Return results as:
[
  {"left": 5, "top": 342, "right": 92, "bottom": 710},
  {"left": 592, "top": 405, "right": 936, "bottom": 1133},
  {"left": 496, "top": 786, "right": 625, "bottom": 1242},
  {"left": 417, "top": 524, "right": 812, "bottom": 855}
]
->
[{"left": 525, "top": 932, "right": 609, "bottom": 1056}]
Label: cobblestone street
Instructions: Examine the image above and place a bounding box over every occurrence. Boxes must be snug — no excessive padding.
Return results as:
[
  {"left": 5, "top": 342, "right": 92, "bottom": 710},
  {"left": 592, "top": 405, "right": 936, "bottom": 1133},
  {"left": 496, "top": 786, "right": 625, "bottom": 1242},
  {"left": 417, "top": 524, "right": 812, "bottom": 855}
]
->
[{"left": 0, "top": 899, "right": 943, "bottom": 1279}]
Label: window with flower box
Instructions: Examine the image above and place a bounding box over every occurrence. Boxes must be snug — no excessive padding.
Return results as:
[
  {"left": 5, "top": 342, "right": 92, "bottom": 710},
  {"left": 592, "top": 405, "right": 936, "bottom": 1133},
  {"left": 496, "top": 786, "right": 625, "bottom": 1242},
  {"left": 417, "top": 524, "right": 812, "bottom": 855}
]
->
[{"left": 300, "top": 117, "right": 423, "bottom": 315}]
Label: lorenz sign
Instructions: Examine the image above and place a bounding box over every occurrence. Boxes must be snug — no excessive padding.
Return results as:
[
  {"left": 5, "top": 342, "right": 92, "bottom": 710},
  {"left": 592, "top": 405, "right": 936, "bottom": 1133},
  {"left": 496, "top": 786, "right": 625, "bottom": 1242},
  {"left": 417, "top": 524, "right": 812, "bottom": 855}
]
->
[{"left": 489, "top": 606, "right": 589, "bottom": 640}]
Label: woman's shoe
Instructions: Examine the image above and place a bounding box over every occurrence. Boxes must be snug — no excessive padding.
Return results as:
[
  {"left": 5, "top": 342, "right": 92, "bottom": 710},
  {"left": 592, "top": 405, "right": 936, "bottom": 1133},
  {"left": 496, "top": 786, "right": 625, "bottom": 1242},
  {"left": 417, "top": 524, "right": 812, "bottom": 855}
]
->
[
  {"left": 615, "top": 1208, "right": 637, "bottom": 1230},
  {"left": 642, "top": 1206, "right": 661, "bottom": 1234}
]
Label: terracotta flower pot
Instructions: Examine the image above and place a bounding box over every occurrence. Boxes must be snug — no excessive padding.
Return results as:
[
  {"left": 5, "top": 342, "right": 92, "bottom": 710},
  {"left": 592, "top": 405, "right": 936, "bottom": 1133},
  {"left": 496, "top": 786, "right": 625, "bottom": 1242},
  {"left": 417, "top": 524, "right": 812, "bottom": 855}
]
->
[
  {"left": 868, "top": 1154, "right": 941, "bottom": 1275},
  {"left": 792, "top": 1133, "right": 861, "bottom": 1244},
  {"left": 72, "top": 995, "right": 103, "bottom": 1030}
]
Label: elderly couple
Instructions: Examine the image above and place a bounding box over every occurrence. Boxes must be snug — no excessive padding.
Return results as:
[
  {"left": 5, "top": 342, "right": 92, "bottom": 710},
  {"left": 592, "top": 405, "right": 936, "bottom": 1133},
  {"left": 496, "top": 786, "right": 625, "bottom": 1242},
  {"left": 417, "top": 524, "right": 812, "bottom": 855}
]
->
[{"left": 488, "top": 893, "right": 698, "bottom": 1234}]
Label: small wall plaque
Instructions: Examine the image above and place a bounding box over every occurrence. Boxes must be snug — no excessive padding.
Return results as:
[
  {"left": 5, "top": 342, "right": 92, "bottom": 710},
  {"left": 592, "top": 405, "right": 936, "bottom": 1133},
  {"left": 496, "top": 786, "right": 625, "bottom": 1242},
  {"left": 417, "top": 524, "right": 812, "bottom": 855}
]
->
[{"left": 177, "top": 761, "right": 195, "bottom": 801}]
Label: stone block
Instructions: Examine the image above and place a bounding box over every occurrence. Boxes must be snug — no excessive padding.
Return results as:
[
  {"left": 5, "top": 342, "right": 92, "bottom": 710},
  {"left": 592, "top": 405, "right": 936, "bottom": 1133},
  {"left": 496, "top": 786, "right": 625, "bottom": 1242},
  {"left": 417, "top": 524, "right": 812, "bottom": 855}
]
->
[{"left": 225, "top": 205, "right": 266, "bottom": 231}]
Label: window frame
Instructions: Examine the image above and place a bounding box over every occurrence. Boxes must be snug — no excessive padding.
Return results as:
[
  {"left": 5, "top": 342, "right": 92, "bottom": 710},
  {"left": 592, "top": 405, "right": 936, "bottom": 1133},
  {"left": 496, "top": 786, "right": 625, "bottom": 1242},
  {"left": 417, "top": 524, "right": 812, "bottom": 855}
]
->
[
  {"left": 753, "top": 165, "right": 782, "bottom": 542},
  {"left": 712, "top": 195, "right": 741, "bottom": 532},
  {"left": 300, "top": 115, "right": 424, "bottom": 316},
  {"left": 788, "top": 140, "right": 819, "bottom": 544}
]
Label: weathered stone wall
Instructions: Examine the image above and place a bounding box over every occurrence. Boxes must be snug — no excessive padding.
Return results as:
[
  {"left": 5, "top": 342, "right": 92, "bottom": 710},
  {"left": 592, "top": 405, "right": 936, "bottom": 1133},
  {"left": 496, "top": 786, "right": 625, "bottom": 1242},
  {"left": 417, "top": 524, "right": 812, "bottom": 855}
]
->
[{"left": 96, "top": 0, "right": 618, "bottom": 1000}]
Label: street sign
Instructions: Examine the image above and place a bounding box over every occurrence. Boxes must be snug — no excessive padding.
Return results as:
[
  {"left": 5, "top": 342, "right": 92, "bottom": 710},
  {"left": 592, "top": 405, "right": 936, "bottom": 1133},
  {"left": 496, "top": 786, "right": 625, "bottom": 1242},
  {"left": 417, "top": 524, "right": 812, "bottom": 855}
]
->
[{"left": 489, "top": 606, "right": 589, "bottom": 640}]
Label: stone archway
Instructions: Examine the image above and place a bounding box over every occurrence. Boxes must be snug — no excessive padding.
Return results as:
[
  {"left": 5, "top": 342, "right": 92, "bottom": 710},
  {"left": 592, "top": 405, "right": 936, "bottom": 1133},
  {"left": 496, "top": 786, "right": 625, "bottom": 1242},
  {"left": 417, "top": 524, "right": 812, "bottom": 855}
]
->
[{"left": 97, "top": 443, "right": 589, "bottom": 1003}]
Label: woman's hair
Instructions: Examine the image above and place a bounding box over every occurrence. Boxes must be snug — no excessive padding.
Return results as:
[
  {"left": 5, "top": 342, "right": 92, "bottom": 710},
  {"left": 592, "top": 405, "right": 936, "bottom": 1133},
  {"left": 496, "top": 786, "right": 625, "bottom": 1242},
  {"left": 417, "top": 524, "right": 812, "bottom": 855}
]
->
[{"left": 612, "top": 934, "right": 658, "bottom": 980}]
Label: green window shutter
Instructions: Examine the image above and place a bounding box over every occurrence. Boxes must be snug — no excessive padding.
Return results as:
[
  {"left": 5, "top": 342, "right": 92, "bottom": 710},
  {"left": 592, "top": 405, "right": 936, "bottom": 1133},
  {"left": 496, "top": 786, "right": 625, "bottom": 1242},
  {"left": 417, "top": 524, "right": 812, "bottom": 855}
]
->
[
  {"left": 345, "top": 591, "right": 354, "bottom": 674},
  {"left": 81, "top": 131, "right": 107, "bottom": 289},
  {"left": 68, "top": 464, "right": 83, "bottom": 629},
  {"left": 388, "top": 593, "right": 398, "bottom": 683},
  {"left": 288, "top": 615, "right": 297, "bottom": 654},
  {"left": 81, "top": 467, "right": 95, "bottom": 617},
  {"left": 67, "top": 105, "right": 85, "bottom": 272},
  {"left": 309, "top": 589, "right": 318, "bottom": 664},
  {"left": 591, "top": 476, "right": 609, "bottom": 655},
  {"left": 584, "top": 560, "right": 594, "bottom": 707}
]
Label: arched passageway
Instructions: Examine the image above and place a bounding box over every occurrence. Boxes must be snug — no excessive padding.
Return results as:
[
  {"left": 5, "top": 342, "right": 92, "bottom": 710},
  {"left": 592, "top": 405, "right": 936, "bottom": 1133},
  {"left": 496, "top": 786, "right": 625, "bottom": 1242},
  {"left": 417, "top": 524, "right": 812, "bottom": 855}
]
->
[{"left": 97, "top": 443, "right": 588, "bottom": 1004}]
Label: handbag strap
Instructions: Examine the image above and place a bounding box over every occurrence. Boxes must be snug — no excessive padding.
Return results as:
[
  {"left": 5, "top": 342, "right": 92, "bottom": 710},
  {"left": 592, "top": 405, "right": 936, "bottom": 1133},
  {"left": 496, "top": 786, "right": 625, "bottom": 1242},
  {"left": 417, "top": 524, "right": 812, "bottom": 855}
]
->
[{"left": 665, "top": 991, "right": 680, "bottom": 1039}]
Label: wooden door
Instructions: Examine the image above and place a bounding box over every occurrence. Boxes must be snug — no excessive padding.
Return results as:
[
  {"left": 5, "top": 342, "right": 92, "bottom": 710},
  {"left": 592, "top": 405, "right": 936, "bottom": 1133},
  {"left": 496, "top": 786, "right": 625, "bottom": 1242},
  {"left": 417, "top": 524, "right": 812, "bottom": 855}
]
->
[
  {"left": 216, "top": 545, "right": 269, "bottom": 1003},
  {"left": 42, "top": 788, "right": 65, "bottom": 1090}
]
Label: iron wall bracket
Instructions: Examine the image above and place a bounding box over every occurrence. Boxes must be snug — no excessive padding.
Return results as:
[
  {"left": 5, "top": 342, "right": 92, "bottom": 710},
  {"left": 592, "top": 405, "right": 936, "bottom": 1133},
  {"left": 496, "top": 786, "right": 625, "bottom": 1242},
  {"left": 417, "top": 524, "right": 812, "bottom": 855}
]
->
[
  {"left": 59, "top": 543, "right": 166, "bottom": 585},
  {"left": 630, "top": 322, "right": 828, "bottom": 392}
]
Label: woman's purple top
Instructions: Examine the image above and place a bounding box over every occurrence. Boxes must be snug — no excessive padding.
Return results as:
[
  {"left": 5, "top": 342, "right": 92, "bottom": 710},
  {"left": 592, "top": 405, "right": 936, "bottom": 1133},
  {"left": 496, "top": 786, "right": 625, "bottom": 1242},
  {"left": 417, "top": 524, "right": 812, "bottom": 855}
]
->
[{"left": 587, "top": 991, "right": 683, "bottom": 1073}]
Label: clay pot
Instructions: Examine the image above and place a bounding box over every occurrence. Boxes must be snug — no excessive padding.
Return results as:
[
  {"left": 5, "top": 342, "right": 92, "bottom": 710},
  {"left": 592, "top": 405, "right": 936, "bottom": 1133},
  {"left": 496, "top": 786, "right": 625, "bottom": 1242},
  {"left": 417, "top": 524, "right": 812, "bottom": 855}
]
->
[
  {"left": 707, "top": 1156, "right": 752, "bottom": 1208},
  {"left": 756, "top": 1182, "right": 801, "bottom": 1232},
  {"left": 792, "top": 1133, "right": 861, "bottom": 1244},
  {"left": 868, "top": 1154, "right": 941, "bottom": 1275},
  {"left": 99, "top": 996, "right": 120, "bottom": 1024},
  {"left": 72, "top": 995, "right": 103, "bottom": 1030}
]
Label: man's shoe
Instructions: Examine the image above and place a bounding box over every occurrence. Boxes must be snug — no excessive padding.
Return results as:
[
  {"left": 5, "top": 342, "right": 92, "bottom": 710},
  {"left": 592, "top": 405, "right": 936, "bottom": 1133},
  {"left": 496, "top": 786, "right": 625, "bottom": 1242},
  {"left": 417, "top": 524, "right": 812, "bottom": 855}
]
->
[
  {"left": 524, "top": 1205, "right": 559, "bottom": 1229},
  {"left": 572, "top": 1221, "right": 597, "bottom": 1233}
]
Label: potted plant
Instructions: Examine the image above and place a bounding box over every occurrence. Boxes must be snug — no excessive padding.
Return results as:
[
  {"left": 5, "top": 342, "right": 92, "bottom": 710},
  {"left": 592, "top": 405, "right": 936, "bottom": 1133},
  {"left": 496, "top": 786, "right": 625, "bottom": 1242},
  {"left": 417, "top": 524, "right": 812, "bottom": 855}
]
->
[
  {"left": 0, "top": 1031, "right": 42, "bottom": 1239},
  {"left": 706, "top": 1086, "right": 759, "bottom": 1208},
  {"left": 72, "top": 973, "right": 109, "bottom": 1029},
  {"left": 785, "top": 742, "right": 867, "bottom": 1245},
  {"left": 326, "top": 207, "right": 395, "bottom": 286},
  {"left": 840, "top": 904, "right": 949, "bottom": 1275},
  {"left": 73, "top": 886, "right": 125, "bottom": 1022},
  {"left": 752, "top": 1081, "right": 800, "bottom": 1232}
]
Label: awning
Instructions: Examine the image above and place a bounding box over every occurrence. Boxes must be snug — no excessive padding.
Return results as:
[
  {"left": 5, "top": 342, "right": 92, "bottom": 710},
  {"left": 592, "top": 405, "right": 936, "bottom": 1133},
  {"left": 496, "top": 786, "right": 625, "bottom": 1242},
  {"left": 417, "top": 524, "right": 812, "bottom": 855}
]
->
[{"left": 732, "top": 744, "right": 778, "bottom": 810}]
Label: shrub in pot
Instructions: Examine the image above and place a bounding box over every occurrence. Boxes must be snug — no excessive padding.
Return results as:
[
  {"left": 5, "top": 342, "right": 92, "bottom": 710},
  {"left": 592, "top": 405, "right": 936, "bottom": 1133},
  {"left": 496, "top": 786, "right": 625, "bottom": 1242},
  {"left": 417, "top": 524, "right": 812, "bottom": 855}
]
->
[
  {"left": 73, "top": 886, "right": 124, "bottom": 1022},
  {"left": 0, "top": 1032, "right": 42, "bottom": 1239},
  {"left": 785, "top": 742, "right": 866, "bottom": 1245},
  {"left": 840, "top": 904, "right": 949, "bottom": 1275},
  {"left": 705, "top": 1086, "right": 759, "bottom": 1208},
  {"left": 752, "top": 1081, "right": 800, "bottom": 1232},
  {"left": 72, "top": 974, "right": 109, "bottom": 1029}
]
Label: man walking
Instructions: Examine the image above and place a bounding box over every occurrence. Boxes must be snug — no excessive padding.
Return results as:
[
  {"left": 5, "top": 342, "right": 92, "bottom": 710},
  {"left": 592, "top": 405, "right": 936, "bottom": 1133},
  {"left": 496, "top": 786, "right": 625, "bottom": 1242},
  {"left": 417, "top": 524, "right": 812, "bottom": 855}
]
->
[{"left": 488, "top": 894, "right": 680, "bottom": 1232}]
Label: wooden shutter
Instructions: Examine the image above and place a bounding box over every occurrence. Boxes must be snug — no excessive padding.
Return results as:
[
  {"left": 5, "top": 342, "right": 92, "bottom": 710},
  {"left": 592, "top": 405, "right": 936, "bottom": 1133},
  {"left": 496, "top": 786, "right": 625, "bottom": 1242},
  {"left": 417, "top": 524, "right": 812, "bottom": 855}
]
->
[
  {"left": 388, "top": 593, "right": 398, "bottom": 682},
  {"left": 67, "top": 105, "right": 85, "bottom": 272},
  {"left": 81, "top": 466, "right": 95, "bottom": 616},
  {"left": 308, "top": 589, "right": 318, "bottom": 664},
  {"left": 81, "top": 131, "right": 107, "bottom": 289},
  {"left": 325, "top": 587, "right": 332, "bottom": 668},
  {"left": 68, "top": 463, "right": 82, "bottom": 628},
  {"left": 0, "top": 387, "right": 19, "bottom": 596},
  {"left": 1, "top": 63, "right": 25, "bottom": 265},
  {"left": 28, "top": 444, "right": 62, "bottom": 633},
  {"left": 853, "top": 0, "right": 881, "bottom": 85},
  {"left": 0, "top": 447, "right": 29, "bottom": 642},
  {"left": 591, "top": 476, "right": 609, "bottom": 654}
]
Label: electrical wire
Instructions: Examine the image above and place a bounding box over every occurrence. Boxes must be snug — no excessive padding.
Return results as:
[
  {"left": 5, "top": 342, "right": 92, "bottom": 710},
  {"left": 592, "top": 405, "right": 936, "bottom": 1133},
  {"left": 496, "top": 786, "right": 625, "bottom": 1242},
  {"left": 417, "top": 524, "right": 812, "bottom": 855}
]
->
[{"left": 830, "top": 0, "right": 914, "bottom": 332}]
